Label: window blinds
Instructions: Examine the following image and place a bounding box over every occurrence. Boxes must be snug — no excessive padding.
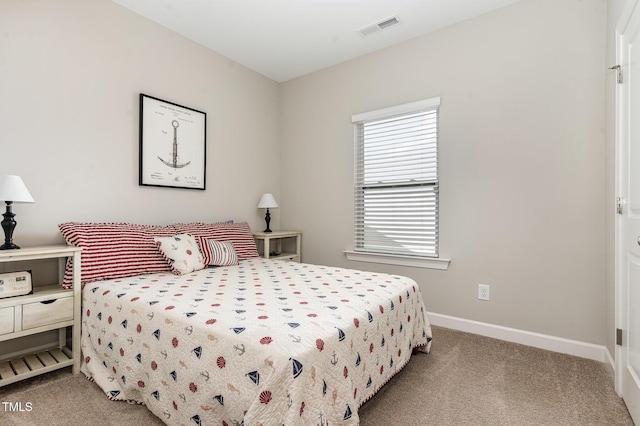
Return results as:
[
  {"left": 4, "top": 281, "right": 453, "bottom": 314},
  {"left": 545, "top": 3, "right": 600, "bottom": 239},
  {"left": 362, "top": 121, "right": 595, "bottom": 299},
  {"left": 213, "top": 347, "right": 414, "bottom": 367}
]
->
[{"left": 353, "top": 98, "right": 439, "bottom": 257}]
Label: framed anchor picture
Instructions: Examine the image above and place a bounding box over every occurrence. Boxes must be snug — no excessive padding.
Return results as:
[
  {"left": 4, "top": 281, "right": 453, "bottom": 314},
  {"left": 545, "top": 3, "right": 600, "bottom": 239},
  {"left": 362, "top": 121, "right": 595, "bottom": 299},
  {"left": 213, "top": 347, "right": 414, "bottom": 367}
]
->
[{"left": 139, "top": 93, "right": 206, "bottom": 190}]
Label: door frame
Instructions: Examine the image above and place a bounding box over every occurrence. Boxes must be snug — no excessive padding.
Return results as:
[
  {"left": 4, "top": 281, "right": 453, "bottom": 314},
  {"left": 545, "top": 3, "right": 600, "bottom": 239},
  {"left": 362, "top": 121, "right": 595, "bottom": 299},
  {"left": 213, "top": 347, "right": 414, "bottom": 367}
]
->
[{"left": 615, "top": 0, "right": 640, "bottom": 401}]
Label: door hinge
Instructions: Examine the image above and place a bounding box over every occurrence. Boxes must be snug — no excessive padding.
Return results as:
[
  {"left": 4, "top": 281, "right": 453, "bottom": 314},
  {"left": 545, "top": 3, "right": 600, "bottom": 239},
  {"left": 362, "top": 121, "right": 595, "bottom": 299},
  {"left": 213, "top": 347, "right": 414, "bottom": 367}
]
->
[
  {"left": 617, "top": 328, "right": 623, "bottom": 346},
  {"left": 617, "top": 197, "right": 624, "bottom": 214},
  {"left": 610, "top": 65, "right": 623, "bottom": 84}
]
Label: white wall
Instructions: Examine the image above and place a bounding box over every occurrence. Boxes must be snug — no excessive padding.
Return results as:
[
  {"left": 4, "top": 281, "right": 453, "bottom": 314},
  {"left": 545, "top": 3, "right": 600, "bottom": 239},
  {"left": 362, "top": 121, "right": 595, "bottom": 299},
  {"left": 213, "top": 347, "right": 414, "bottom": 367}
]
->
[
  {"left": 280, "top": 0, "right": 608, "bottom": 345},
  {"left": 0, "top": 0, "right": 281, "bottom": 247},
  {"left": 0, "top": 0, "right": 612, "bottom": 349}
]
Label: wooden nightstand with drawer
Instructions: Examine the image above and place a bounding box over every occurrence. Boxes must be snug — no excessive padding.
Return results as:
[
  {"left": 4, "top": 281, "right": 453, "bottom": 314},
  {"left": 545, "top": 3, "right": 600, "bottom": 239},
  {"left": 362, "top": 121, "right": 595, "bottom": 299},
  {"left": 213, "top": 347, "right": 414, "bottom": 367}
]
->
[{"left": 0, "top": 245, "right": 81, "bottom": 387}]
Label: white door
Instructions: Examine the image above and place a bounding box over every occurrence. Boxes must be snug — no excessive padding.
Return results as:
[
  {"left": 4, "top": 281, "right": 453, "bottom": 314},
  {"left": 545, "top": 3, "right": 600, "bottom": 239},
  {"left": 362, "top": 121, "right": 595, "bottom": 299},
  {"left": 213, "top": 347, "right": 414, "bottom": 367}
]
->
[{"left": 617, "top": 0, "right": 640, "bottom": 423}]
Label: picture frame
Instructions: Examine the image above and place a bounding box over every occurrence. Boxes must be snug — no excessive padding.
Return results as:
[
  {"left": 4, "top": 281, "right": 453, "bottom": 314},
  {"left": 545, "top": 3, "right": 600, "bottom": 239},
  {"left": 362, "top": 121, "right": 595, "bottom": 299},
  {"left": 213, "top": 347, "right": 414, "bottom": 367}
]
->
[{"left": 139, "top": 93, "right": 206, "bottom": 190}]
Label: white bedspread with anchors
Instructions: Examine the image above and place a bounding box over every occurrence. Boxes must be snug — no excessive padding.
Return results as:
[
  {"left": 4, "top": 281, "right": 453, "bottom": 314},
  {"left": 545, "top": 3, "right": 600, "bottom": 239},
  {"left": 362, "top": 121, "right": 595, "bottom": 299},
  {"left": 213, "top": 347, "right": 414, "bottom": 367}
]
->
[{"left": 81, "top": 258, "right": 432, "bottom": 425}]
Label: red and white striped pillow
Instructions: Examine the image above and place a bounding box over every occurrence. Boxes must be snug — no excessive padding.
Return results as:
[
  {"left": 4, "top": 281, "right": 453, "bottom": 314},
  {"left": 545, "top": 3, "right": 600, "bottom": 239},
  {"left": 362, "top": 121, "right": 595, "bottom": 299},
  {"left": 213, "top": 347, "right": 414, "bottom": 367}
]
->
[
  {"left": 172, "top": 221, "right": 259, "bottom": 261},
  {"left": 59, "top": 222, "right": 175, "bottom": 288},
  {"left": 195, "top": 238, "right": 238, "bottom": 266}
]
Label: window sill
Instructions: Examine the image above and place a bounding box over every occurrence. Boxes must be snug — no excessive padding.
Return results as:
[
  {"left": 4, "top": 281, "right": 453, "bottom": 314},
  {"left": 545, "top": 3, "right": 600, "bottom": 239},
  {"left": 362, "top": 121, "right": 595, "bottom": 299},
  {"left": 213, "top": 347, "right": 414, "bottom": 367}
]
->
[{"left": 343, "top": 251, "right": 450, "bottom": 270}]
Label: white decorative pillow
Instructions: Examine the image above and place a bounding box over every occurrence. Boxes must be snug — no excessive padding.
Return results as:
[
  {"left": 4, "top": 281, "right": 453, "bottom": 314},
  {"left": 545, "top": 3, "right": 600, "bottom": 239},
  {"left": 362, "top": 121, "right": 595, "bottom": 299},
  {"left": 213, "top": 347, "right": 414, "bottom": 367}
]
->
[
  {"left": 154, "top": 234, "right": 206, "bottom": 275},
  {"left": 198, "top": 238, "right": 238, "bottom": 266}
]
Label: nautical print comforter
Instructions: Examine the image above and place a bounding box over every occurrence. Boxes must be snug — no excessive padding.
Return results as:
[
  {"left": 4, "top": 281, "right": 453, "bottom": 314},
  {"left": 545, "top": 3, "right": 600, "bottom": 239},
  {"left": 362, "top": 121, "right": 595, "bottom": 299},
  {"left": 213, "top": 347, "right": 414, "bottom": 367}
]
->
[{"left": 81, "top": 258, "right": 432, "bottom": 425}]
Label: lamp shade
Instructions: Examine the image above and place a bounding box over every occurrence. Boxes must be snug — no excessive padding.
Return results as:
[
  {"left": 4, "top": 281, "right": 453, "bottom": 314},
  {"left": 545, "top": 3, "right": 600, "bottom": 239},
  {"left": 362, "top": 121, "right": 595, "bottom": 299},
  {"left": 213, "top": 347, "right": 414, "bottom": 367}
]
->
[
  {"left": 0, "top": 175, "right": 34, "bottom": 203},
  {"left": 257, "top": 193, "right": 278, "bottom": 209}
]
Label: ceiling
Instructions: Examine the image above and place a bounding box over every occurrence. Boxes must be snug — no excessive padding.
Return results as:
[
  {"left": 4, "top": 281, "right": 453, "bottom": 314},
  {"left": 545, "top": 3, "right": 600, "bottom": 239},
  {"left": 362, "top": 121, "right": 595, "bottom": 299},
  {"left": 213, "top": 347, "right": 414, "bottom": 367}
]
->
[{"left": 112, "top": 0, "right": 521, "bottom": 82}]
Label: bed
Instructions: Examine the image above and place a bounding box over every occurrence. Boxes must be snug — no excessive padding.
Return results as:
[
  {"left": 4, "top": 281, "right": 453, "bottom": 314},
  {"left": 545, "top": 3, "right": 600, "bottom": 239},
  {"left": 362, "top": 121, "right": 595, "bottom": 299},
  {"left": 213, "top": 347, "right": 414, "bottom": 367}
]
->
[{"left": 60, "top": 221, "right": 432, "bottom": 425}]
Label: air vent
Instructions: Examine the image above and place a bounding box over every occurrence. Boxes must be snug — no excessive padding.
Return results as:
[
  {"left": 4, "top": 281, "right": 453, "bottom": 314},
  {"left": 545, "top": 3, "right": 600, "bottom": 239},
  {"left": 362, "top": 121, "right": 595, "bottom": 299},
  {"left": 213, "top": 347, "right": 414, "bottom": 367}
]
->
[
  {"left": 378, "top": 17, "right": 399, "bottom": 29},
  {"left": 357, "top": 16, "right": 401, "bottom": 37}
]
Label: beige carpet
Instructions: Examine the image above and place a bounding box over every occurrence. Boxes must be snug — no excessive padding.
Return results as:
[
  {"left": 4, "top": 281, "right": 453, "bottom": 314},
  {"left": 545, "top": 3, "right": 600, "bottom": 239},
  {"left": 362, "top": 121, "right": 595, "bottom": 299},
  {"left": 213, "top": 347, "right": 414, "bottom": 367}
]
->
[{"left": 0, "top": 326, "right": 633, "bottom": 425}]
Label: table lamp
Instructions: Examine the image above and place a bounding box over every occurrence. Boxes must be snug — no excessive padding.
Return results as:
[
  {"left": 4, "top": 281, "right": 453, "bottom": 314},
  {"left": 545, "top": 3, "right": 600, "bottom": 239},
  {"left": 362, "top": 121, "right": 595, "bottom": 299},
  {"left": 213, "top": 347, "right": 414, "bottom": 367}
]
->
[
  {"left": 257, "top": 193, "right": 278, "bottom": 233},
  {"left": 0, "top": 175, "right": 35, "bottom": 250}
]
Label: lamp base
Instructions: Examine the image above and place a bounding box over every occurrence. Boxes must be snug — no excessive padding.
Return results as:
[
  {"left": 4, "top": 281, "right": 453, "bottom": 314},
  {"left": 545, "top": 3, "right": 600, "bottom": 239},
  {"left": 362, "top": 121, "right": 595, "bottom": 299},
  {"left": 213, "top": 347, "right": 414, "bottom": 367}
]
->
[
  {"left": 0, "top": 242, "right": 20, "bottom": 250},
  {"left": 264, "top": 208, "right": 272, "bottom": 233},
  {"left": 1, "top": 201, "right": 20, "bottom": 250}
]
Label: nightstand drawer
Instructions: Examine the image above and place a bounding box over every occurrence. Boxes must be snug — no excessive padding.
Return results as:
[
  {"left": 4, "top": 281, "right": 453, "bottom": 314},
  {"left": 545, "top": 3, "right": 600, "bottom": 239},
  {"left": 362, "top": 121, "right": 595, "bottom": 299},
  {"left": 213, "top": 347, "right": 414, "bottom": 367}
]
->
[
  {"left": 22, "top": 297, "right": 73, "bottom": 330},
  {"left": 0, "top": 307, "right": 14, "bottom": 335}
]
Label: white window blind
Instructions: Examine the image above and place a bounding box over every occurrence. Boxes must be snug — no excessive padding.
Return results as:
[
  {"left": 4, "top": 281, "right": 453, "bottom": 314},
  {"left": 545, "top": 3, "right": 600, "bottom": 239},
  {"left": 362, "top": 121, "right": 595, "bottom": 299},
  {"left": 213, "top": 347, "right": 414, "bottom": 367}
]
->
[{"left": 352, "top": 97, "right": 440, "bottom": 258}]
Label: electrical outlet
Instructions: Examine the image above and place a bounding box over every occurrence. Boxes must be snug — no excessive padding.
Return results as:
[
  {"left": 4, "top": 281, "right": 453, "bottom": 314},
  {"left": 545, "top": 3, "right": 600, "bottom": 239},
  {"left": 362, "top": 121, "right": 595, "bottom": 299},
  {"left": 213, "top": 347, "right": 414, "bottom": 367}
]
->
[{"left": 478, "top": 284, "right": 490, "bottom": 301}]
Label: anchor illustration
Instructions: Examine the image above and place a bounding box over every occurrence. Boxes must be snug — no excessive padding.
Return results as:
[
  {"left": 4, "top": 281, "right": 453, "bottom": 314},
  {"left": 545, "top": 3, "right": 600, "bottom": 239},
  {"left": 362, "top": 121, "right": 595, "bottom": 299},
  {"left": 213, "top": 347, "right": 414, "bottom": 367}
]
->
[
  {"left": 234, "top": 344, "right": 246, "bottom": 355},
  {"left": 289, "top": 334, "right": 301, "bottom": 343},
  {"left": 184, "top": 325, "right": 193, "bottom": 335},
  {"left": 330, "top": 351, "right": 338, "bottom": 365},
  {"left": 318, "top": 413, "right": 326, "bottom": 426},
  {"left": 158, "top": 120, "right": 191, "bottom": 168}
]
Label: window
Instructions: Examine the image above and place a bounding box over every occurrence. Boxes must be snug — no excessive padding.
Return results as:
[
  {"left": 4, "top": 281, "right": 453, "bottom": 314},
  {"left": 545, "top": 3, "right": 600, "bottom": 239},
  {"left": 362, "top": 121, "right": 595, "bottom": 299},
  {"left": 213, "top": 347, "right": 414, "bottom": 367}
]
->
[{"left": 352, "top": 97, "right": 440, "bottom": 259}]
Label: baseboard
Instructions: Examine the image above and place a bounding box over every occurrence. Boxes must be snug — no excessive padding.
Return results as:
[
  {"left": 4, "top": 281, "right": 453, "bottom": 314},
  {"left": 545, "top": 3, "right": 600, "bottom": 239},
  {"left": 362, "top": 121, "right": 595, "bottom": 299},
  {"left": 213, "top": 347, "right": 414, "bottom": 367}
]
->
[
  {"left": 428, "top": 312, "right": 612, "bottom": 366},
  {"left": 604, "top": 347, "right": 616, "bottom": 380}
]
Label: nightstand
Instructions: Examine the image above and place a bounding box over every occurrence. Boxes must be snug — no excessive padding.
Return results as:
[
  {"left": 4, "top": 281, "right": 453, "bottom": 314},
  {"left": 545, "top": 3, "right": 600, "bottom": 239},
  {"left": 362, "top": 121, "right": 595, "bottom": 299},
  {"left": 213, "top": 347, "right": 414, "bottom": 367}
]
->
[
  {"left": 0, "top": 245, "right": 81, "bottom": 387},
  {"left": 253, "top": 231, "right": 301, "bottom": 262}
]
